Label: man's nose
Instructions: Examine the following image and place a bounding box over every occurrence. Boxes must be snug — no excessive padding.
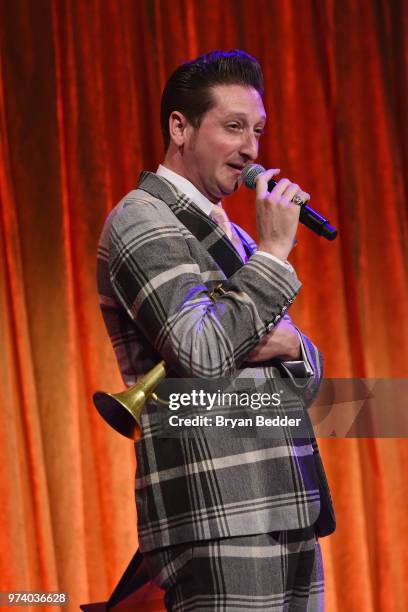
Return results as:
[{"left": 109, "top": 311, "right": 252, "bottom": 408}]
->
[{"left": 240, "top": 131, "right": 259, "bottom": 161}]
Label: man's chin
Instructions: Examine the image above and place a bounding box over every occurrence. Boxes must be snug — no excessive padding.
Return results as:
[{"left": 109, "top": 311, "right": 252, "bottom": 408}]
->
[
  {"left": 234, "top": 177, "right": 242, "bottom": 191},
  {"left": 219, "top": 179, "right": 240, "bottom": 197}
]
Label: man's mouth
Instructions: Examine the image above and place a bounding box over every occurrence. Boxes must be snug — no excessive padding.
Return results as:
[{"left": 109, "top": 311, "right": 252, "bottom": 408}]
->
[{"left": 227, "top": 163, "right": 246, "bottom": 174}]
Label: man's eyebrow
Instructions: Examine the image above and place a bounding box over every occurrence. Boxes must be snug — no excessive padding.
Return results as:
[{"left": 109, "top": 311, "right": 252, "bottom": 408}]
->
[{"left": 223, "top": 112, "right": 267, "bottom": 123}]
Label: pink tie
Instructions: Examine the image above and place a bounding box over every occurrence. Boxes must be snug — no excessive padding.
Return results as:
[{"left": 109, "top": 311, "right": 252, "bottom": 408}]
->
[{"left": 210, "top": 204, "right": 247, "bottom": 262}]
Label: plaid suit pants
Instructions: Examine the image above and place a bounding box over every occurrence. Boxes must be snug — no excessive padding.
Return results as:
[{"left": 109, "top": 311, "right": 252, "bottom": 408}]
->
[{"left": 143, "top": 527, "right": 324, "bottom": 611}]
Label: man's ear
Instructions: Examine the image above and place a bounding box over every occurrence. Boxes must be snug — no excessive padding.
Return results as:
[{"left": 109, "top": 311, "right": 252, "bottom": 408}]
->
[{"left": 168, "top": 111, "right": 191, "bottom": 147}]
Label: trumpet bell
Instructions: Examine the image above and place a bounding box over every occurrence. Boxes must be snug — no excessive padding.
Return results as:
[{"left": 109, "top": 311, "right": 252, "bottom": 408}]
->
[
  {"left": 93, "top": 388, "right": 144, "bottom": 440},
  {"left": 93, "top": 360, "right": 166, "bottom": 440}
]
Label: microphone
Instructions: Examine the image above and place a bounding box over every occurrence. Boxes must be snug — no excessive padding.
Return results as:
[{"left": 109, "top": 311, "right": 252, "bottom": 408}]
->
[{"left": 241, "top": 164, "right": 338, "bottom": 241}]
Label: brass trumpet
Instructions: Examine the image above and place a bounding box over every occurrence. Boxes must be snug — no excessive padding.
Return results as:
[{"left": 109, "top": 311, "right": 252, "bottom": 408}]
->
[{"left": 93, "top": 361, "right": 166, "bottom": 440}]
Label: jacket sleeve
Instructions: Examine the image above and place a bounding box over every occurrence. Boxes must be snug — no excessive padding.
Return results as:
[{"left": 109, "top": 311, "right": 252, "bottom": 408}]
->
[
  {"left": 108, "top": 198, "right": 302, "bottom": 378},
  {"left": 236, "top": 223, "right": 323, "bottom": 404},
  {"left": 278, "top": 314, "right": 324, "bottom": 408}
]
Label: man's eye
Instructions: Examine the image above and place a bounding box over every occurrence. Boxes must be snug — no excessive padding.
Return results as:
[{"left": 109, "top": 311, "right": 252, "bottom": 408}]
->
[
  {"left": 227, "top": 123, "right": 241, "bottom": 130},
  {"left": 255, "top": 128, "right": 265, "bottom": 137}
]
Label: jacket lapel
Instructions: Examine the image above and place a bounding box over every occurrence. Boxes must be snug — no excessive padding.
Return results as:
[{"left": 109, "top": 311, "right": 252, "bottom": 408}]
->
[{"left": 137, "top": 171, "right": 252, "bottom": 278}]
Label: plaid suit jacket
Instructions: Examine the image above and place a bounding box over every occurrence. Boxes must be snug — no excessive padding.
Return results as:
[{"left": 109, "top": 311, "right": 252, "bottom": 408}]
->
[{"left": 97, "top": 172, "right": 335, "bottom": 553}]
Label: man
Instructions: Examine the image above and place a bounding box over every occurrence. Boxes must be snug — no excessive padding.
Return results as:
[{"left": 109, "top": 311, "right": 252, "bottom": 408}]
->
[{"left": 97, "top": 50, "right": 335, "bottom": 611}]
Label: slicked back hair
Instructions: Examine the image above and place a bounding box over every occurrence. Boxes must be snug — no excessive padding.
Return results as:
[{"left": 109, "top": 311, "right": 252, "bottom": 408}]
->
[{"left": 160, "top": 50, "right": 264, "bottom": 151}]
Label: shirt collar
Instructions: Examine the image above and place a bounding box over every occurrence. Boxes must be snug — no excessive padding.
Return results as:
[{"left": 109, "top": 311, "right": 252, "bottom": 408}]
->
[{"left": 156, "top": 164, "right": 220, "bottom": 216}]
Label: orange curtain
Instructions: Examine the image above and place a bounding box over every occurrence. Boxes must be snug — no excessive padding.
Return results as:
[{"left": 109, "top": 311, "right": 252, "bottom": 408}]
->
[{"left": 1, "top": 0, "right": 407, "bottom": 610}]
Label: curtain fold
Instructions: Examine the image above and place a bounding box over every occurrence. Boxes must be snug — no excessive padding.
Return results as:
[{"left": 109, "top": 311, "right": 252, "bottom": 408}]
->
[{"left": 1, "top": 1, "right": 407, "bottom": 609}]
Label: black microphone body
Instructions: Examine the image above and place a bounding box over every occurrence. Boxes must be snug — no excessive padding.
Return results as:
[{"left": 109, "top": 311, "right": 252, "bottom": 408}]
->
[{"left": 241, "top": 164, "right": 338, "bottom": 241}]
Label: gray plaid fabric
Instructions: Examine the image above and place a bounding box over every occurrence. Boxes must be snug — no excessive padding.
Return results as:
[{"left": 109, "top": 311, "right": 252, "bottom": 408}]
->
[
  {"left": 143, "top": 527, "right": 324, "bottom": 611},
  {"left": 97, "top": 172, "right": 335, "bottom": 553}
]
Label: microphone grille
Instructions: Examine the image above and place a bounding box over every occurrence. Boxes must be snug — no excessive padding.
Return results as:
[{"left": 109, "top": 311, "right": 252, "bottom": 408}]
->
[{"left": 241, "top": 164, "right": 266, "bottom": 189}]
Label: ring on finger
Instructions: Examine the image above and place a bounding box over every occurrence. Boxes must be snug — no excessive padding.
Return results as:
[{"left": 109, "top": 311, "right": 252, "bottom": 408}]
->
[{"left": 291, "top": 194, "right": 304, "bottom": 206}]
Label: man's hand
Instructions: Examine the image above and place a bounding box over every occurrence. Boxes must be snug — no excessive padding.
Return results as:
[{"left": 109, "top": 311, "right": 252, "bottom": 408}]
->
[
  {"left": 255, "top": 169, "right": 310, "bottom": 262},
  {"left": 246, "top": 318, "right": 301, "bottom": 363}
]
